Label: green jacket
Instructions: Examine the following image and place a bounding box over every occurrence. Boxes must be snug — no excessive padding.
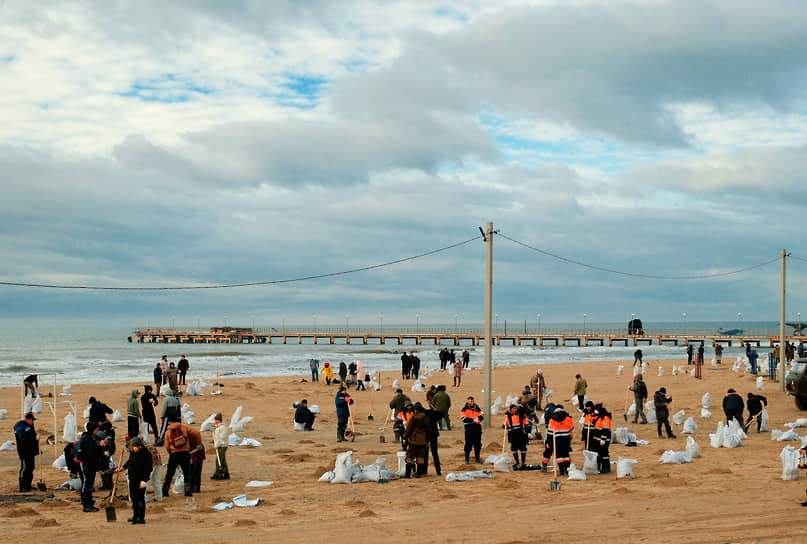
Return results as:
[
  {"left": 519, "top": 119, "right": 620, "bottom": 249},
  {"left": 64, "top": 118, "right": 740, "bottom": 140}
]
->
[
  {"left": 574, "top": 378, "right": 587, "bottom": 396},
  {"left": 127, "top": 390, "right": 141, "bottom": 418},
  {"left": 431, "top": 390, "right": 451, "bottom": 414}
]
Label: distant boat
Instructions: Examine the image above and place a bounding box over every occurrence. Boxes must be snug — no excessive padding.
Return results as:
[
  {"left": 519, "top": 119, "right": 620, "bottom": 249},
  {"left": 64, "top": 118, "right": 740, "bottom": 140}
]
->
[{"left": 718, "top": 328, "right": 744, "bottom": 336}]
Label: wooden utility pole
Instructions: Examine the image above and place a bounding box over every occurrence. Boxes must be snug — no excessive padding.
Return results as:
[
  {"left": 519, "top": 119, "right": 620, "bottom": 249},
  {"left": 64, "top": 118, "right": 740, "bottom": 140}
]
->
[{"left": 483, "top": 222, "right": 493, "bottom": 428}]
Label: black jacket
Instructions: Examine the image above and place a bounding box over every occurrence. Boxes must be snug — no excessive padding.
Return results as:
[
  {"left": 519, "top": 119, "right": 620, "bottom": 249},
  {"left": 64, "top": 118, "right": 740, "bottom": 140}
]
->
[
  {"left": 89, "top": 401, "right": 113, "bottom": 423},
  {"left": 722, "top": 392, "right": 744, "bottom": 414},
  {"left": 294, "top": 405, "right": 314, "bottom": 424},
  {"left": 123, "top": 446, "right": 154, "bottom": 482},
  {"left": 13, "top": 420, "right": 38, "bottom": 458},
  {"left": 177, "top": 358, "right": 189, "bottom": 372},
  {"left": 141, "top": 392, "right": 158, "bottom": 421},
  {"left": 653, "top": 391, "right": 672, "bottom": 418},
  {"left": 747, "top": 394, "right": 767, "bottom": 415},
  {"left": 75, "top": 431, "right": 105, "bottom": 468}
]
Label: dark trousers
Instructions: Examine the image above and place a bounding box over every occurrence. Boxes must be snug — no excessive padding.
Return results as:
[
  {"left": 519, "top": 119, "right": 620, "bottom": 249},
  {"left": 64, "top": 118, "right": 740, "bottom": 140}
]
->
[
  {"left": 80, "top": 463, "right": 97, "bottom": 497},
  {"left": 311, "top": 368, "right": 318, "bottom": 381},
  {"left": 164, "top": 451, "right": 192, "bottom": 495},
  {"left": 128, "top": 416, "right": 140, "bottom": 439},
  {"left": 464, "top": 428, "right": 482, "bottom": 461},
  {"left": 19, "top": 455, "right": 35, "bottom": 490},
  {"left": 725, "top": 410, "right": 743, "bottom": 427},
  {"left": 179, "top": 370, "right": 187, "bottom": 385},
  {"left": 657, "top": 416, "right": 674, "bottom": 437},
  {"left": 337, "top": 416, "right": 348, "bottom": 441},
  {"left": 129, "top": 476, "right": 146, "bottom": 521},
  {"left": 577, "top": 395, "right": 585, "bottom": 411},
  {"left": 191, "top": 459, "right": 203, "bottom": 492},
  {"left": 423, "top": 438, "right": 441, "bottom": 475}
]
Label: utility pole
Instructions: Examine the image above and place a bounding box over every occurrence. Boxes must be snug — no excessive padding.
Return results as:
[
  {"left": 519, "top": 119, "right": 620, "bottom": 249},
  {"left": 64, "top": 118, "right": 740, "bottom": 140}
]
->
[
  {"left": 482, "top": 222, "right": 493, "bottom": 428},
  {"left": 780, "top": 249, "right": 787, "bottom": 391}
]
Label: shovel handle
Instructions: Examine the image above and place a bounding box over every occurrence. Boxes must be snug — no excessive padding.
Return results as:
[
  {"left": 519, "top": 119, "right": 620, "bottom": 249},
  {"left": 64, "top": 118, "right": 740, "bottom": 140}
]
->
[{"left": 109, "top": 449, "right": 125, "bottom": 506}]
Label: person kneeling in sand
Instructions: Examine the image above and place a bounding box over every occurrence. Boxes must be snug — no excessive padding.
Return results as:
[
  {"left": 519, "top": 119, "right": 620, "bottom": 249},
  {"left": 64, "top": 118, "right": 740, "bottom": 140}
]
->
[{"left": 295, "top": 399, "right": 316, "bottom": 431}]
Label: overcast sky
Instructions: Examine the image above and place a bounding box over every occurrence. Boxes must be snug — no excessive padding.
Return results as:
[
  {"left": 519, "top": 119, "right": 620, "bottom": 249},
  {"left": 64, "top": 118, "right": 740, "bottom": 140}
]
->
[{"left": 1, "top": 0, "right": 806, "bottom": 329}]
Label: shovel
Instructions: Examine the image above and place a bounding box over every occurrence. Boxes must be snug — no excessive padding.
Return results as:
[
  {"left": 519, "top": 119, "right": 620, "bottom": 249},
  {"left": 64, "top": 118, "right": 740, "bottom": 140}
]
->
[
  {"left": 106, "top": 449, "right": 125, "bottom": 522},
  {"left": 36, "top": 458, "right": 47, "bottom": 491},
  {"left": 367, "top": 380, "right": 376, "bottom": 421},
  {"left": 549, "top": 431, "right": 561, "bottom": 491}
]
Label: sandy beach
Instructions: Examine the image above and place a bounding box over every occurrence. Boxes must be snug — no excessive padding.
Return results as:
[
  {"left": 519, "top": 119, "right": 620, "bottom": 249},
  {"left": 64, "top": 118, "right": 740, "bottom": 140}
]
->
[{"left": 1, "top": 358, "right": 805, "bottom": 543}]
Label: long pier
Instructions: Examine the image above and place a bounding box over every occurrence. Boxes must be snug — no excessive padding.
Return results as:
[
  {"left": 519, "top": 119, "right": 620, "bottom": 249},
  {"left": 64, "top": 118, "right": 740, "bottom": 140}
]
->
[{"left": 128, "top": 327, "right": 802, "bottom": 347}]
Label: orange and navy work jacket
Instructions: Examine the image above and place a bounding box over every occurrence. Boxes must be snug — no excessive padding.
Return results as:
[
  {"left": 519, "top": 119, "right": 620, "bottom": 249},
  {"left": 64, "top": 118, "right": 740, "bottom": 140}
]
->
[
  {"left": 594, "top": 414, "right": 612, "bottom": 430},
  {"left": 461, "top": 404, "right": 483, "bottom": 426},
  {"left": 547, "top": 415, "right": 574, "bottom": 438},
  {"left": 503, "top": 413, "right": 529, "bottom": 432},
  {"left": 398, "top": 410, "right": 413, "bottom": 424}
]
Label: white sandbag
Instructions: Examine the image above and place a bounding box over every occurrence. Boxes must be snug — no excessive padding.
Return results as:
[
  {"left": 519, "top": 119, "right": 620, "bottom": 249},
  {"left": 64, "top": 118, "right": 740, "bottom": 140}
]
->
[
  {"left": 723, "top": 419, "right": 745, "bottom": 448},
  {"left": 232, "top": 416, "right": 254, "bottom": 432},
  {"left": 112, "top": 409, "right": 124, "bottom": 422},
  {"left": 24, "top": 395, "right": 34, "bottom": 414},
  {"left": 183, "top": 411, "right": 196, "bottom": 424},
  {"left": 709, "top": 421, "right": 725, "bottom": 448},
  {"left": 410, "top": 380, "right": 425, "bottom": 393},
  {"left": 626, "top": 402, "right": 636, "bottom": 417},
  {"left": 646, "top": 408, "right": 657, "bottom": 424},
  {"left": 230, "top": 406, "right": 243, "bottom": 430},
  {"left": 56, "top": 478, "right": 82, "bottom": 490},
  {"left": 63, "top": 413, "right": 77, "bottom": 443},
  {"left": 238, "top": 438, "right": 262, "bottom": 447},
  {"left": 682, "top": 417, "right": 698, "bottom": 434},
  {"left": 543, "top": 388, "right": 553, "bottom": 400},
  {"left": 445, "top": 470, "right": 494, "bottom": 482},
  {"left": 780, "top": 446, "right": 800, "bottom": 480},
  {"left": 701, "top": 408, "right": 712, "bottom": 418},
  {"left": 0, "top": 408, "right": 7, "bottom": 419},
  {"left": 392, "top": 379, "right": 401, "bottom": 389},
  {"left": 658, "top": 450, "right": 692, "bottom": 464},
  {"left": 784, "top": 418, "right": 807, "bottom": 429},
  {"left": 172, "top": 472, "right": 185, "bottom": 494},
  {"left": 582, "top": 450, "right": 599, "bottom": 474},
  {"left": 494, "top": 395, "right": 503, "bottom": 407},
  {"left": 671, "top": 366, "right": 679, "bottom": 376},
  {"left": 710, "top": 357, "right": 718, "bottom": 368},
  {"left": 294, "top": 422, "right": 306, "bottom": 431},
  {"left": 83, "top": 405, "right": 91, "bottom": 418},
  {"left": 212, "top": 501, "right": 233, "bottom": 510},
  {"left": 200, "top": 413, "right": 217, "bottom": 432},
  {"left": 759, "top": 409, "right": 769, "bottom": 432},
  {"left": 627, "top": 432, "right": 637, "bottom": 443},
  {"left": 686, "top": 436, "right": 701, "bottom": 458},
  {"left": 505, "top": 394, "right": 518, "bottom": 407},
  {"left": 567, "top": 463, "right": 587, "bottom": 481},
  {"left": 756, "top": 376, "right": 764, "bottom": 391},
  {"left": 318, "top": 471, "right": 335, "bottom": 483},
  {"left": 0, "top": 440, "right": 14, "bottom": 451},
  {"left": 310, "top": 404, "right": 320, "bottom": 414},
  {"left": 632, "top": 365, "right": 639, "bottom": 378},
  {"left": 60, "top": 384, "right": 72, "bottom": 396},
  {"left": 491, "top": 404, "right": 500, "bottom": 415},
  {"left": 160, "top": 383, "right": 174, "bottom": 396},
  {"left": 227, "top": 433, "right": 241, "bottom": 446},
  {"left": 52, "top": 454, "right": 68, "bottom": 470},
  {"left": 672, "top": 410, "right": 685, "bottom": 425},
  {"left": 614, "top": 427, "right": 630, "bottom": 445},
  {"left": 641, "top": 362, "right": 647, "bottom": 375},
  {"left": 657, "top": 366, "right": 665, "bottom": 376},
  {"left": 331, "top": 451, "right": 360, "bottom": 484},
  {"left": 616, "top": 457, "right": 638, "bottom": 479},
  {"left": 492, "top": 454, "right": 512, "bottom": 473},
  {"left": 773, "top": 429, "right": 800, "bottom": 442},
  {"left": 139, "top": 422, "right": 151, "bottom": 443},
  {"left": 32, "top": 396, "right": 43, "bottom": 414},
  {"left": 617, "top": 364, "right": 624, "bottom": 376}
]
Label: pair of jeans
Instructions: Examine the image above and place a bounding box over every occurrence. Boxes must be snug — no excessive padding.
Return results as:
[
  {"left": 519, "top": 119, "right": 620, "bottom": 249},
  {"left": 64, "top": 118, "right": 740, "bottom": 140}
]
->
[{"left": 311, "top": 368, "right": 319, "bottom": 381}]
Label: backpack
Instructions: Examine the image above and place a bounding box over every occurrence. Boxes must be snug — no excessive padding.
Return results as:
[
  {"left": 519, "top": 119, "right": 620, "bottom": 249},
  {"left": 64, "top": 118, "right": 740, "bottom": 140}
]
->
[{"left": 168, "top": 426, "right": 187, "bottom": 448}]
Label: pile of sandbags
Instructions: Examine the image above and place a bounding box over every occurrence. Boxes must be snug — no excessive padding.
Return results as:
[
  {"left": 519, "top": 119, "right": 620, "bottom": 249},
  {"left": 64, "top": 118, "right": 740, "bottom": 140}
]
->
[{"left": 318, "top": 451, "right": 399, "bottom": 483}]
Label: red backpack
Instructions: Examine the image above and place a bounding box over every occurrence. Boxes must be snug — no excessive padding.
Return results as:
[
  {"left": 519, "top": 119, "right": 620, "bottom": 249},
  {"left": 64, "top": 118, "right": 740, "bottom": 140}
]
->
[{"left": 168, "top": 426, "right": 187, "bottom": 448}]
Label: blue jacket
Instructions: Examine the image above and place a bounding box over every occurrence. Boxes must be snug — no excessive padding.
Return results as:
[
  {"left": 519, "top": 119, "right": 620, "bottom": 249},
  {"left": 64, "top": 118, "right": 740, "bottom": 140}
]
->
[
  {"left": 334, "top": 391, "right": 353, "bottom": 419},
  {"left": 14, "top": 420, "right": 39, "bottom": 458}
]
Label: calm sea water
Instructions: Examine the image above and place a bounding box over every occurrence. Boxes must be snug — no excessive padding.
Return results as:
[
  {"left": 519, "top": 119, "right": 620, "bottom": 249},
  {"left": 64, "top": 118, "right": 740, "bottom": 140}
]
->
[{"left": 0, "top": 321, "right": 789, "bottom": 387}]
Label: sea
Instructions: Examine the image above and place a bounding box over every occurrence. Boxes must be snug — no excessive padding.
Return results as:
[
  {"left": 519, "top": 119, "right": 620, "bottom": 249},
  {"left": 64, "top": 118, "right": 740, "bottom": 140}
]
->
[{"left": 0, "top": 320, "right": 791, "bottom": 388}]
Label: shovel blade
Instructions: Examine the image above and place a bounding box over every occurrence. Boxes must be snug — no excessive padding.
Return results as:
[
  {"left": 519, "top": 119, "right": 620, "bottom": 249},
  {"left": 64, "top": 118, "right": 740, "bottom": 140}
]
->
[
  {"left": 550, "top": 480, "right": 561, "bottom": 491},
  {"left": 36, "top": 482, "right": 47, "bottom": 491},
  {"left": 105, "top": 506, "right": 116, "bottom": 522}
]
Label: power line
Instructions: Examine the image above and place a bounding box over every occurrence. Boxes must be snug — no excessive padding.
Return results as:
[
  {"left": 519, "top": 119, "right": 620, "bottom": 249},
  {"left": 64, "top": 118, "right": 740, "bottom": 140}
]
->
[
  {"left": 497, "top": 232, "right": 780, "bottom": 280},
  {"left": 0, "top": 236, "right": 480, "bottom": 291},
  {"left": 791, "top": 255, "right": 807, "bottom": 263}
]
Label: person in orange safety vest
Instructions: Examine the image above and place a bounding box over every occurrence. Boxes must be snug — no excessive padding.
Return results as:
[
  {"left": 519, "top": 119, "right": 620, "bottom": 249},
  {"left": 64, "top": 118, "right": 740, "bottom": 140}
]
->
[
  {"left": 503, "top": 405, "right": 531, "bottom": 469},
  {"left": 542, "top": 405, "right": 574, "bottom": 476},
  {"left": 461, "top": 397, "right": 484, "bottom": 464},
  {"left": 592, "top": 403, "right": 612, "bottom": 474}
]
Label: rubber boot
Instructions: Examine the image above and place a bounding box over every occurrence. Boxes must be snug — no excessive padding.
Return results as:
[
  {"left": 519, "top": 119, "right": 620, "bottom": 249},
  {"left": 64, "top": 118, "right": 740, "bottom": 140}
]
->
[
  {"left": 520, "top": 452, "right": 527, "bottom": 467},
  {"left": 600, "top": 460, "right": 611, "bottom": 474},
  {"left": 404, "top": 463, "right": 412, "bottom": 479},
  {"left": 464, "top": 452, "right": 470, "bottom": 464},
  {"left": 162, "top": 484, "right": 170, "bottom": 498},
  {"left": 223, "top": 472, "right": 230, "bottom": 480},
  {"left": 512, "top": 454, "right": 520, "bottom": 470}
]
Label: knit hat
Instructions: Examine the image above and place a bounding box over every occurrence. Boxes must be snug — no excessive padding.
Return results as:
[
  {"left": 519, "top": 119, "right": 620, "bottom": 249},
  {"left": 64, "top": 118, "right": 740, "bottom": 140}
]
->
[{"left": 214, "top": 413, "right": 223, "bottom": 421}]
